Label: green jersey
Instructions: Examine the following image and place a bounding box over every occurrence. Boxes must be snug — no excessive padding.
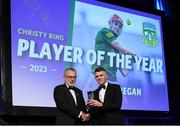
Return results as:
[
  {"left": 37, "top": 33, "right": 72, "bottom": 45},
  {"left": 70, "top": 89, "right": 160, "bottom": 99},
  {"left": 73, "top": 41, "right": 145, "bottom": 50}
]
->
[{"left": 92, "top": 28, "right": 118, "bottom": 81}]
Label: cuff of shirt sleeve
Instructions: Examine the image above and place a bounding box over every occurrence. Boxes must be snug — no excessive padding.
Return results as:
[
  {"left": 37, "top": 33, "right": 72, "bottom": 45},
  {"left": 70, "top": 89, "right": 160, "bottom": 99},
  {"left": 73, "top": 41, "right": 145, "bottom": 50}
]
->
[{"left": 78, "top": 111, "right": 82, "bottom": 118}]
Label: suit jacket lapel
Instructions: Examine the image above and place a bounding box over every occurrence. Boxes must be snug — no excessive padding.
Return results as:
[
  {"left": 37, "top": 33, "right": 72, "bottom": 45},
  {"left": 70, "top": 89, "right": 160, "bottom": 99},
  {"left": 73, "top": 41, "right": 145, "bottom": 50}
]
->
[
  {"left": 104, "top": 83, "right": 111, "bottom": 103},
  {"left": 94, "top": 88, "right": 101, "bottom": 101}
]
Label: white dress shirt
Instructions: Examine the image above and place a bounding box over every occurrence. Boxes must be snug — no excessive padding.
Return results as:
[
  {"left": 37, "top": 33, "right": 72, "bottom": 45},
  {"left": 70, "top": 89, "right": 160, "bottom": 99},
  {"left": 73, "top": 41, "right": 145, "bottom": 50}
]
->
[
  {"left": 65, "top": 84, "right": 82, "bottom": 118},
  {"left": 65, "top": 84, "right": 77, "bottom": 105},
  {"left": 99, "top": 82, "right": 108, "bottom": 103}
]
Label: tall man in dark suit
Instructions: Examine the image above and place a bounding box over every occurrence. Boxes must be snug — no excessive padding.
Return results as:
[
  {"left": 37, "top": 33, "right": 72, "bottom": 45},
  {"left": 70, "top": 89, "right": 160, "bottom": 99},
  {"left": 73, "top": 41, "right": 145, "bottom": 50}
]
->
[
  {"left": 87, "top": 67, "right": 124, "bottom": 125},
  {"left": 54, "top": 68, "right": 90, "bottom": 125}
]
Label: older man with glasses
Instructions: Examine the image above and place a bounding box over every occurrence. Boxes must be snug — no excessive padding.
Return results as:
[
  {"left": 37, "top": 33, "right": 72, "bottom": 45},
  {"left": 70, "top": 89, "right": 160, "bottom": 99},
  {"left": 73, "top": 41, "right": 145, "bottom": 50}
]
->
[{"left": 53, "top": 68, "right": 90, "bottom": 125}]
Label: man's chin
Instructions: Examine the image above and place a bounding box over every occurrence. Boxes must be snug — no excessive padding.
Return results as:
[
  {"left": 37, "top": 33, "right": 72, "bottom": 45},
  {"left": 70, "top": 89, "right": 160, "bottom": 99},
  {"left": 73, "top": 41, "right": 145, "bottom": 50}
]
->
[
  {"left": 69, "top": 84, "right": 74, "bottom": 86},
  {"left": 66, "top": 82, "right": 75, "bottom": 87}
]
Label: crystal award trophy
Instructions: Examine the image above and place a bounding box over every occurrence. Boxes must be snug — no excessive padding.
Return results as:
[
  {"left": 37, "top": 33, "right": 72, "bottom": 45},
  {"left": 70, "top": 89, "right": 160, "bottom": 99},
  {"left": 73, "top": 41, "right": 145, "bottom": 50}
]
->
[{"left": 87, "top": 91, "right": 94, "bottom": 99}]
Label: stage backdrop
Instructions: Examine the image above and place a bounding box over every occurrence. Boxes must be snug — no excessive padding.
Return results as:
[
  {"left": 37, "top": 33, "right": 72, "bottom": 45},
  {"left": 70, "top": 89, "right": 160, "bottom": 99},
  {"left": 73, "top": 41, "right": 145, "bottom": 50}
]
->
[{"left": 11, "top": 0, "right": 169, "bottom": 111}]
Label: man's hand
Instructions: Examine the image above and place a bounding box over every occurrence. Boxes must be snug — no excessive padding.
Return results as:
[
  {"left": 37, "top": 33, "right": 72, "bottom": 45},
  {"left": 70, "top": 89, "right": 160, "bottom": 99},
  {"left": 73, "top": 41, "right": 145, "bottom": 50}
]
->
[
  {"left": 81, "top": 112, "right": 90, "bottom": 122},
  {"left": 87, "top": 99, "right": 103, "bottom": 107}
]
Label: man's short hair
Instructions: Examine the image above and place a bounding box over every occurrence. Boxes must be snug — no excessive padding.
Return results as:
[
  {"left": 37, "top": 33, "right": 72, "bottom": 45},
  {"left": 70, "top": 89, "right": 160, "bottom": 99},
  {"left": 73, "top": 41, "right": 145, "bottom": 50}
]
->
[
  {"left": 95, "top": 67, "right": 107, "bottom": 73},
  {"left": 64, "top": 67, "right": 76, "bottom": 76}
]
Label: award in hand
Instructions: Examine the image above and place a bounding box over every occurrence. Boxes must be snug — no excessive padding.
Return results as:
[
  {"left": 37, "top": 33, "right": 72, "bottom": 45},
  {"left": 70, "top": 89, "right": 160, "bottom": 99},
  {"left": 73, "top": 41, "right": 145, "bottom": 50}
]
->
[
  {"left": 87, "top": 91, "right": 94, "bottom": 99},
  {"left": 87, "top": 91, "right": 94, "bottom": 112}
]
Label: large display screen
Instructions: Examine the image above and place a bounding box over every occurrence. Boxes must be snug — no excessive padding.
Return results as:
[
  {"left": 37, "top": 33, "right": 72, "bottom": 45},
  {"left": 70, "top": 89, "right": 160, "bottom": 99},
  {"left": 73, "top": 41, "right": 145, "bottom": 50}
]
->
[{"left": 11, "top": 0, "right": 169, "bottom": 111}]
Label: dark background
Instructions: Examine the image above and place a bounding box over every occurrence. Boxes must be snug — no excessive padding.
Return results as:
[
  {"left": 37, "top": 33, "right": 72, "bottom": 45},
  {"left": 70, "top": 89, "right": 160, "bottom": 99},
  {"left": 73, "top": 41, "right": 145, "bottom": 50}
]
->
[{"left": 1, "top": 0, "right": 180, "bottom": 124}]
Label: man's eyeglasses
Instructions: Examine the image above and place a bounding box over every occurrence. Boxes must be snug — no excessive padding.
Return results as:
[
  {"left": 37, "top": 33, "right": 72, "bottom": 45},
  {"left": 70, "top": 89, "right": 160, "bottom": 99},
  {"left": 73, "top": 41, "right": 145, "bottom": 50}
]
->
[{"left": 66, "top": 76, "right": 77, "bottom": 79}]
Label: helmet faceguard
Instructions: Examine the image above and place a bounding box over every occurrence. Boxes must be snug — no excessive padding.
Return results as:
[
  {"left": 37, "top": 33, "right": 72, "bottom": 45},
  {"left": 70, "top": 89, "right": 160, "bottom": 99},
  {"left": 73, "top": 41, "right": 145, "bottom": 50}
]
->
[{"left": 108, "top": 14, "right": 123, "bottom": 36}]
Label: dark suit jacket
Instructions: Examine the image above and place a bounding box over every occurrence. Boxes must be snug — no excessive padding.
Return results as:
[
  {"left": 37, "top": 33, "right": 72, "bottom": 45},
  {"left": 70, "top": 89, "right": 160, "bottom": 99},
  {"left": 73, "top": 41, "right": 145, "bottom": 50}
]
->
[
  {"left": 90, "top": 83, "right": 124, "bottom": 125},
  {"left": 53, "top": 84, "right": 87, "bottom": 125}
]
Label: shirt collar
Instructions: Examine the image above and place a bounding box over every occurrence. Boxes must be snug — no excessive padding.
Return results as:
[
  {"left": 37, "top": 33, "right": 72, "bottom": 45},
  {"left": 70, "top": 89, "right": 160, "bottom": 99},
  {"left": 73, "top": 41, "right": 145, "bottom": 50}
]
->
[{"left": 104, "top": 81, "right": 108, "bottom": 88}]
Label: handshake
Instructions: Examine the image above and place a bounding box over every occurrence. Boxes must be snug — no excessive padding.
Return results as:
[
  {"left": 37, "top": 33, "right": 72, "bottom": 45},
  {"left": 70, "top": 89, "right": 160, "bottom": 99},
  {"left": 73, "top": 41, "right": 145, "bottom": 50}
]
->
[
  {"left": 80, "top": 100, "right": 103, "bottom": 122},
  {"left": 80, "top": 91, "right": 104, "bottom": 122},
  {"left": 80, "top": 112, "right": 90, "bottom": 122}
]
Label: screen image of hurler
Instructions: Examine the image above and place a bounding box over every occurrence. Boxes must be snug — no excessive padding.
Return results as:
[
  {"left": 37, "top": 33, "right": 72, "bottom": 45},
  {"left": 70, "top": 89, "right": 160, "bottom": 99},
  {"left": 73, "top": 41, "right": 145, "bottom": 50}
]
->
[{"left": 11, "top": 0, "right": 169, "bottom": 111}]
